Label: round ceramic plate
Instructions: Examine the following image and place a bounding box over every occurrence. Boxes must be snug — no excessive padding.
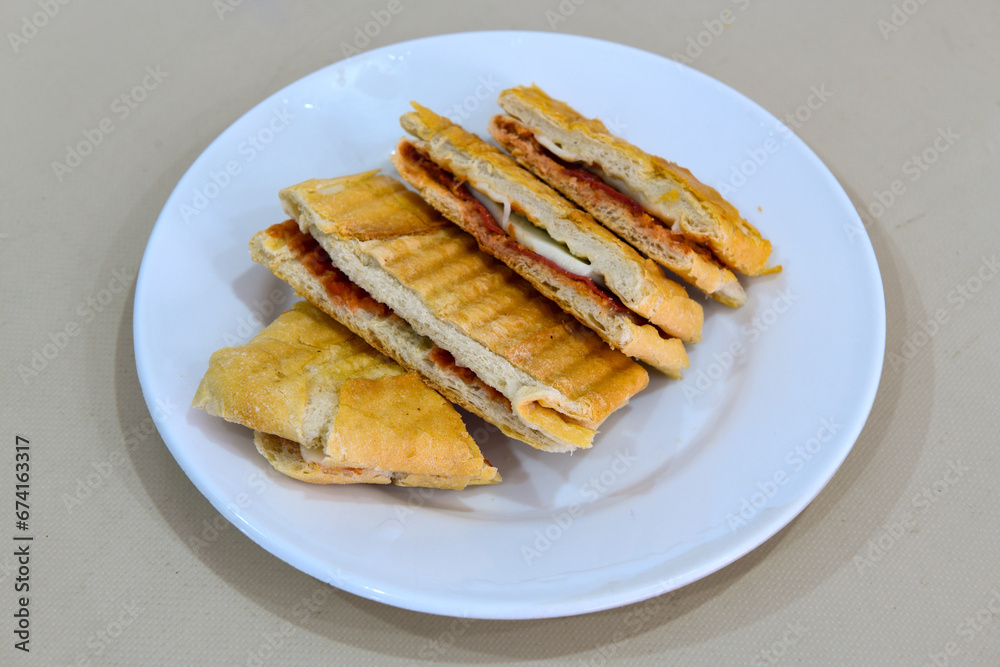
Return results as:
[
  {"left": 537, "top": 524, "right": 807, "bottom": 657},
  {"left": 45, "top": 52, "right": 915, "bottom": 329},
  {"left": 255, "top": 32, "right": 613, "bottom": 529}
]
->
[{"left": 134, "top": 31, "right": 885, "bottom": 619}]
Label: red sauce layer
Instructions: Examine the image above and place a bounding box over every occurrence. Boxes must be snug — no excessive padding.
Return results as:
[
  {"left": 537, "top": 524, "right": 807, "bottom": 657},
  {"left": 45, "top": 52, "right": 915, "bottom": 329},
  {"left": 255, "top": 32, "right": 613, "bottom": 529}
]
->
[
  {"left": 399, "top": 142, "right": 630, "bottom": 315},
  {"left": 427, "top": 346, "right": 509, "bottom": 407},
  {"left": 266, "top": 220, "right": 393, "bottom": 318}
]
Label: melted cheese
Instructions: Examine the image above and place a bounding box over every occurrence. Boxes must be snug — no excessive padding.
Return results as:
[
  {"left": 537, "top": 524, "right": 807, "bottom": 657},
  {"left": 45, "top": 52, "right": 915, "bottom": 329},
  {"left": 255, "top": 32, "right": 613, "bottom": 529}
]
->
[
  {"left": 535, "top": 133, "right": 580, "bottom": 163},
  {"left": 467, "top": 186, "right": 603, "bottom": 284},
  {"left": 299, "top": 444, "right": 327, "bottom": 465},
  {"left": 536, "top": 131, "right": 672, "bottom": 230}
]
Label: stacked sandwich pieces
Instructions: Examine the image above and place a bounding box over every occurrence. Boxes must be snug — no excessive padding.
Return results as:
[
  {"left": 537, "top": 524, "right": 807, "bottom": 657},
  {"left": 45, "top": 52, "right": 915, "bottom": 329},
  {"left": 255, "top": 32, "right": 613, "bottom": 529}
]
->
[{"left": 193, "top": 85, "right": 778, "bottom": 490}]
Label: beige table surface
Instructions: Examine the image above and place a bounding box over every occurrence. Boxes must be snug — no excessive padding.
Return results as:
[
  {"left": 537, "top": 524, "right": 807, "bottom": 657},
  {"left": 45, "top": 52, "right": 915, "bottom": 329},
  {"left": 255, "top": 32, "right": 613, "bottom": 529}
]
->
[{"left": 3, "top": 0, "right": 999, "bottom": 664}]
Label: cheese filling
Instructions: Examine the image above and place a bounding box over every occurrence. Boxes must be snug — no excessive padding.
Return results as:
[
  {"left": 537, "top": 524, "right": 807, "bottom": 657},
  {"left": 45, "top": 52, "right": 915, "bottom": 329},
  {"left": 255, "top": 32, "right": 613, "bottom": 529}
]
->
[
  {"left": 535, "top": 132, "right": 580, "bottom": 163},
  {"left": 536, "top": 131, "right": 685, "bottom": 233},
  {"left": 467, "top": 185, "right": 604, "bottom": 285},
  {"left": 299, "top": 443, "right": 327, "bottom": 466}
]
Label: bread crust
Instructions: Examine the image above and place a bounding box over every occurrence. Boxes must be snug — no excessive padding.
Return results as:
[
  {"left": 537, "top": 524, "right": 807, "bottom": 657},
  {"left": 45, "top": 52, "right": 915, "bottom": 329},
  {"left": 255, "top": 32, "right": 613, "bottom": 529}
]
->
[
  {"left": 392, "top": 139, "right": 689, "bottom": 377},
  {"left": 399, "top": 103, "right": 703, "bottom": 344},
  {"left": 193, "top": 302, "right": 499, "bottom": 489},
  {"left": 489, "top": 114, "right": 747, "bottom": 307},
  {"left": 249, "top": 221, "right": 585, "bottom": 453},
  {"left": 278, "top": 173, "right": 649, "bottom": 451},
  {"left": 253, "top": 431, "right": 499, "bottom": 489},
  {"left": 497, "top": 85, "right": 777, "bottom": 277}
]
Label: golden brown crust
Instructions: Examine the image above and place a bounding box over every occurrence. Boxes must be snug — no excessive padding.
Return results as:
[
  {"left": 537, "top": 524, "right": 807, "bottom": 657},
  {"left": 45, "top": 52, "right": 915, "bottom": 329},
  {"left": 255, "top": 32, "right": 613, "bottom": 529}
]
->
[
  {"left": 392, "top": 139, "right": 689, "bottom": 376},
  {"left": 192, "top": 301, "right": 397, "bottom": 448},
  {"left": 497, "top": 85, "right": 777, "bottom": 276},
  {"left": 278, "top": 172, "right": 649, "bottom": 447},
  {"left": 399, "top": 104, "right": 704, "bottom": 343},
  {"left": 253, "top": 431, "right": 498, "bottom": 488},
  {"left": 250, "top": 221, "right": 588, "bottom": 453},
  {"left": 330, "top": 373, "right": 499, "bottom": 488},
  {"left": 489, "top": 114, "right": 746, "bottom": 307},
  {"left": 193, "top": 302, "right": 498, "bottom": 489},
  {"left": 254, "top": 432, "right": 392, "bottom": 485},
  {"left": 361, "top": 226, "right": 648, "bottom": 427},
  {"left": 280, "top": 172, "right": 447, "bottom": 241}
]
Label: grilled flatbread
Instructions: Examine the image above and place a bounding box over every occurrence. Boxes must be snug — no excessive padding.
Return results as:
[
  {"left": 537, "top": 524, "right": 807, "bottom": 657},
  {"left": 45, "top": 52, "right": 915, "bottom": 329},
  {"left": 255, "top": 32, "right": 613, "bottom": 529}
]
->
[
  {"left": 250, "top": 220, "right": 581, "bottom": 453},
  {"left": 392, "top": 139, "right": 689, "bottom": 376},
  {"left": 489, "top": 113, "right": 746, "bottom": 306},
  {"left": 278, "top": 172, "right": 649, "bottom": 452},
  {"left": 193, "top": 301, "right": 498, "bottom": 489},
  {"left": 495, "top": 85, "right": 778, "bottom": 278},
  {"left": 398, "top": 103, "right": 704, "bottom": 345}
]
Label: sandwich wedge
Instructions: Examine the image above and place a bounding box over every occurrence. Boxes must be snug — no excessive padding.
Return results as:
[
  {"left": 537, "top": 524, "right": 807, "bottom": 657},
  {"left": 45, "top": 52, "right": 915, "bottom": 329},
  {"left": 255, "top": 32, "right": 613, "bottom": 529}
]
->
[
  {"left": 393, "top": 139, "right": 688, "bottom": 377},
  {"left": 251, "top": 219, "right": 586, "bottom": 454},
  {"left": 276, "top": 171, "right": 649, "bottom": 453},
  {"left": 395, "top": 103, "right": 704, "bottom": 357},
  {"left": 492, "top": 85, "right": 778, "bottom": 300},
  {"left": 193, "top": 301, "right": 499, "bottom": 490}
]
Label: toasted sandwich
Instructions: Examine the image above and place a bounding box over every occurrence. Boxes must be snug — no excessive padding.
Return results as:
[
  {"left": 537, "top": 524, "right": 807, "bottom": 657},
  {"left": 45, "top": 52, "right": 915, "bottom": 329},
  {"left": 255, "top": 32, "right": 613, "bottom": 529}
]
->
[
  {"left": 492, "top": 85, "right": 778, "bottom": 298},
  {"left": 193, "top": 301, "right": 499, "bottom": 489},
  {"left": 395, "top": 103, "right": 704, "bottom": 352},
  {"left": 252, "top": 219, "right": 588, "bottom": 454},
  {"left": 275, "top": 171, "right": 649, "bottom": 453},
  {"left": 393, "top": 139, "right": 688, "bottom": 377}
]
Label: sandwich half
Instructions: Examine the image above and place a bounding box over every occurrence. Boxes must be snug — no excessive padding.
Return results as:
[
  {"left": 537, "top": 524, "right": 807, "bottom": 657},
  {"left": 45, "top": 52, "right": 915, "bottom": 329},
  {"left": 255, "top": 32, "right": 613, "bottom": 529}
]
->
[
  {"left": 396, "top": 103, "right": 704, "bottom": 350},
  {"left": 493, "top": 85, "right": 778, "bottom": 290},
  {"left": 277, "top": 171, "right": 649, "bottom": 453},
  {"left": 193, "top": 301, "right": 499, "bottom": 490},
  {"left": 393, "top": 139, "right": 688, "bottom": 377},
  {"left": 251, "top": 219, "right": 589, "bottom": 454}
]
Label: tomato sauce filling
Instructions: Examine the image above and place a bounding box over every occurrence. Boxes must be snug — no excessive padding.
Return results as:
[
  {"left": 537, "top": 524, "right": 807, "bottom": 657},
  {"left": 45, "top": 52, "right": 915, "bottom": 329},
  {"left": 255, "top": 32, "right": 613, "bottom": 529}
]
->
[
  {"left": 398, "top": 142, "right": 631, "bottom": 315},
  {"left": 266, "top": 220, "right": 393, "bottom": 318}
]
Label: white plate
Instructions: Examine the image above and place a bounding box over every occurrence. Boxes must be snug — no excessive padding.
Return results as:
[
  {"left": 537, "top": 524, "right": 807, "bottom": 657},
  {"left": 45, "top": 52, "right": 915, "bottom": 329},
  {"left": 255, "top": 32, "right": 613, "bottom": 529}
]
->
[{"left": 134, "top": 31, "right": 884, "bottom": 619}]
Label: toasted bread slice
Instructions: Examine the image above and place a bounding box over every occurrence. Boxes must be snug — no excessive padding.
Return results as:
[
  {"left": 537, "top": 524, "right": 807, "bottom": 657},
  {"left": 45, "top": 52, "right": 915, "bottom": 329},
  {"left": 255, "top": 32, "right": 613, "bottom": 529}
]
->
[
  {"left": 399, "top": 103, "right": 704, "bottom": 344},
  {"left": 392, "top": 140, "right": 689, "bottom": 376},
  {"left": 278, "top": 172, "right": 649, "bottom": 452},
  {"left": 253, "top": 430, "right": 497, "bottom": 489},
  {"left": 193, "top": 301, "right": 498, "bottom": 489},
  {"left": 250, "top": 220, "right": 586, "bottom": 453},
  {"left": 497, "top": 85, "right": 777, "bottom": 277},
  {"left": 489, "top": 114, "right": 746, "bottom": 307}
]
